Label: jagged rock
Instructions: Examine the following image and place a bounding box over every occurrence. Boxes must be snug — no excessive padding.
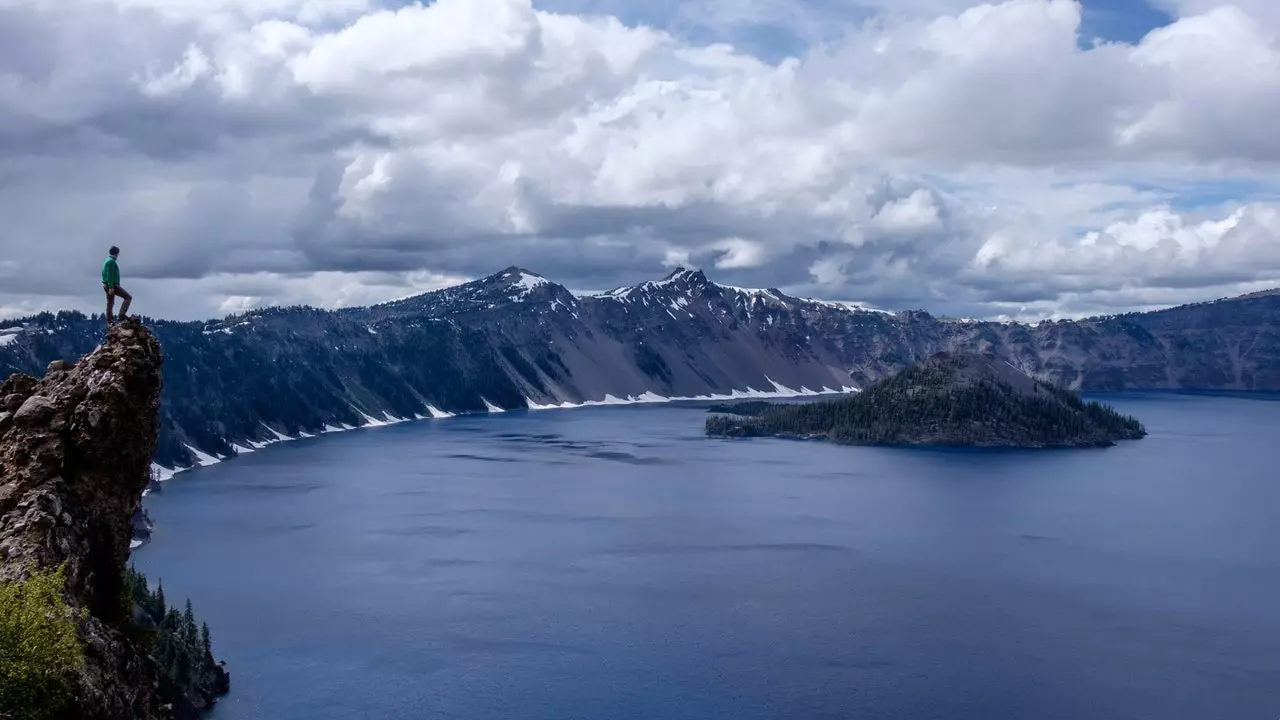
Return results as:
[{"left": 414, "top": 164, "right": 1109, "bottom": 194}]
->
[
  {"left": 0, "top": 318, "right": 165, "bottom": 720},
  {"left": 130, "top": 505, "right": 154, "bottom": 544},
  {"left": 0, "top": 372, "right": 37, "bottom": 400}
]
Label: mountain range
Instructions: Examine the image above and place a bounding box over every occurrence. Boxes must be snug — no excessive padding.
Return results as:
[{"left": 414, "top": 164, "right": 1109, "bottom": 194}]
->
[{"left": 1, "top": 267, "right": 1277, "bottom": 471}]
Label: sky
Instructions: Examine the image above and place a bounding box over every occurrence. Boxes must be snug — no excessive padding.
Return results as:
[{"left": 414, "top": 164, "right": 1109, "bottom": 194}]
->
[{"left": 2, "top": 0, "right": 1280, "bottom": 323}]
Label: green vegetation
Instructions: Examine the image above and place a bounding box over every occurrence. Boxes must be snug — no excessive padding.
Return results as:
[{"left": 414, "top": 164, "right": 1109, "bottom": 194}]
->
[
  {"left": 125, "top": 567, "right": 230, "bottom": 718},
  {"left": 0, "top": 565, "right": 87, "bottom": 720},
  {"left": 707, "top": 353, "right": 1146, "bottom": 448}
]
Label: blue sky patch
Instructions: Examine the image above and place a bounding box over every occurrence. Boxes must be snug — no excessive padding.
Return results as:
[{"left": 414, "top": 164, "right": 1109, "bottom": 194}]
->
[
  {"left": 1077, "top": 0, "right": 1174, "bottom": 45},
  {"left": 528, "top": 0, "right": 1180, "bottom": 61}
]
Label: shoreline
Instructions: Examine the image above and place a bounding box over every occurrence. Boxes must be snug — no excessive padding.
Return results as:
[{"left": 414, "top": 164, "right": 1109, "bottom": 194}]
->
[{"left": 134, "top": 377, "right": 861, "bottom": 537}]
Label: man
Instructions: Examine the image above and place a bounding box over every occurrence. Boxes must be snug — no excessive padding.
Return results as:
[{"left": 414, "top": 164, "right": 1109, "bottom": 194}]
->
[{"left": 102, "top": 246, "right": 131, "bottom": 326}]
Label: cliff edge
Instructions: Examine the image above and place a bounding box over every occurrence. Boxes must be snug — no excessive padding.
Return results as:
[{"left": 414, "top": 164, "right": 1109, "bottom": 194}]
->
[{"left": 0, "top": 319, "right": 165, "bottom": 719}]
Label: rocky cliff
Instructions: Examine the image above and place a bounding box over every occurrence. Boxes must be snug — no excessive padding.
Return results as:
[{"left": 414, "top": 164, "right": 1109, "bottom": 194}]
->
[
  {"left": 0, "top": 267, "right": 1277, "bottom": 471},
  {"left": 1, "top": 319, "right": 168, "bottom": 719}
]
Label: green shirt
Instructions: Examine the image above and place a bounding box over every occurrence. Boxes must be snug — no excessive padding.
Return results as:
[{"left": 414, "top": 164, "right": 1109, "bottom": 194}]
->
[{"left": 101, "top": 257, "right": 120, "bottom": 288}]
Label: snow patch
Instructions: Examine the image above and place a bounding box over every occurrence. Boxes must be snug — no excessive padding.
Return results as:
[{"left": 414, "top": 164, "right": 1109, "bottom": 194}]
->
[
  {"left": 482, "top": 398, "right": 506, "bottom": 413},
  {"left": 424, "top": 404, "right": 455, "bottom": 419},
  {"left": 509, "top": 270, "right": 550, "bottom": 301},
  {"left": 802, "top": 298, "right": 892, "bottom": 315},
  {"left": 184, "top": 444, "right": 222, "bottom": 467},
  {"left": 513, "top": 271, "right": 548, "bottom": 292},
  {"left": 764, "top": 376, "right": 801, "bottom": 395},
  {"left": 263, "top": 424, "right": 292, "bottom": 442},
  {"left": 524, "top": 398, "right": 566, "bottom": 410},
  {"left": 521, "top": 383, "right": 858, "bottom": 413},
  {"left": 200, "top": 320, "right": 252, "bottom": 336},
  {"left": 355, "top": 409, "right": 391, "bottom": 427}
]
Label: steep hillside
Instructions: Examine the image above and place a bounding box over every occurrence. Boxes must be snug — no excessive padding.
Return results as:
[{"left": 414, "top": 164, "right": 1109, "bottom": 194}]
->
[
  {"left": 0, "top": 266, "right": 1276, "bottom": 470},
  {"left": 706, "top": 352, "right": 1147, "bottom": 448}
]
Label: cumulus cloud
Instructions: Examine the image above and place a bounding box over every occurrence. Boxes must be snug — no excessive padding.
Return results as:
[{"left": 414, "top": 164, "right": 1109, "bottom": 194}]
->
[{"left": 1, "top": 0, "right": 1280, "bottom": 321}]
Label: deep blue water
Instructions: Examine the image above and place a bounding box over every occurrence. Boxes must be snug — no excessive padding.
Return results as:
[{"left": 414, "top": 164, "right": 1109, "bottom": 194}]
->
[{"left": 133, "top": 394, "right": 1280, "bottom": 720}]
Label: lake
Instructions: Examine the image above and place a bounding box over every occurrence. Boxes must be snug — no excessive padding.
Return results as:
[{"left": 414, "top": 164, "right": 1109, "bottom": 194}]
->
[{"left": 133, "top": 394, "right": 1280, "bottom": 720}]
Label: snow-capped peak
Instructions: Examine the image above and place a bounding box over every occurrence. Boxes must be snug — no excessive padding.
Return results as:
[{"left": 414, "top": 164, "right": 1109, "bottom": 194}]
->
[
  {"left": 722, "top": 285, "right": 786, "bottom": 301},
  {"left": 595, "top": 267, "right": 711, "bottom": 302},
  {"left": 659, "top": 267, "right": 701, "bottom": 284},
  {"left": 502, "top": 267, "right": 550, "bottom": 294},
  {"left": 484, "top": 267, "right": 570, "bottom": 303}
]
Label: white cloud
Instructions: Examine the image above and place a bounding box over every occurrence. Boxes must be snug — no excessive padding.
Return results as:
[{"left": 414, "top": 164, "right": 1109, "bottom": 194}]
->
[
  {"left": 872, "top": 189, "right": 942, "bottom": 233},
  {"left": 710, "top": 237, "right": 770, "bottom": 269},
  {"left": 136, "top": 45, "right": 213, "bottom": 97},
  {"left": 1, "top": 0, "right": 1279, "bottom": 321}
]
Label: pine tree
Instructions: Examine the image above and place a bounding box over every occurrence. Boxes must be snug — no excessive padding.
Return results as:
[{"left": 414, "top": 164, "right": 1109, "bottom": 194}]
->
[
  {"left": 121, "top": 566, "right": 230, "bottom": 714},
  {"left": 155, "top": 581, "right": 166, "bottom": 616},
  {"left": 183, "top": 600, "right": 197, "bottom": 647}
]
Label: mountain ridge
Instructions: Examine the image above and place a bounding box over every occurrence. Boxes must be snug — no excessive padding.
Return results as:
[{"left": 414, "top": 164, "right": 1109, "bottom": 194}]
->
[{"left": 2, "top": 267, "right": 1278, "bottom": 472}]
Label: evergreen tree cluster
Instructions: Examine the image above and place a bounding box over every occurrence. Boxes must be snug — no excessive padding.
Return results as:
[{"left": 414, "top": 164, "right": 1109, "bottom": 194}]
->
[
  {"left": 707, "top": 354, "right": 1146, "bottom": 448},
  {"left": 125, "top": 567, "right": 230, "bottom": 719},
  {"left": 704, "top": 400, "right": 773, "bottom": 416}
]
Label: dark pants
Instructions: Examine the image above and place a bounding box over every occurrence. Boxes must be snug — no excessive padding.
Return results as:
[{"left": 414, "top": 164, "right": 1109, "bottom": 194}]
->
[{"left": 105, "top": 284, "right": 131, "bottom": 323}]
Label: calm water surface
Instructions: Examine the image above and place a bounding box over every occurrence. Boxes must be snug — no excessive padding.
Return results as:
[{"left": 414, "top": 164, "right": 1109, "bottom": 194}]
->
[{"left": 134, "top": 394, "right": 1280, "bottom": 719}]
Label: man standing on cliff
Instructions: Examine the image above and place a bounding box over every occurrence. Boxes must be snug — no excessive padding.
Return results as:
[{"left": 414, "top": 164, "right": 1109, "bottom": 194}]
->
[{"left": 102, "top": 246, "right": 131, "bottom": 326}]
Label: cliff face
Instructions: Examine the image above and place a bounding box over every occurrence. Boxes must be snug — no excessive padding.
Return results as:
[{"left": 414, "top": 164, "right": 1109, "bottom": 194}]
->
[
  {"left": 0, "top": 267, "right": 1277, "bottom": 471},
  {"left": 0, "top": 318, "right": 165, "bottom": 719}
]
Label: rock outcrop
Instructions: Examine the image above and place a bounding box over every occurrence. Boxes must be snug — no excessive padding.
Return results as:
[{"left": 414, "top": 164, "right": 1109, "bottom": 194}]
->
[{"left": 0, "top": 318, "right": 165, "bottom": 719}]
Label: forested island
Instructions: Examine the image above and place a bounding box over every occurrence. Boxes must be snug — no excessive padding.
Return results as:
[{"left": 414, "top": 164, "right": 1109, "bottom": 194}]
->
[{"left": 705, "top": 351, "right": 1147, "bottom": 448}]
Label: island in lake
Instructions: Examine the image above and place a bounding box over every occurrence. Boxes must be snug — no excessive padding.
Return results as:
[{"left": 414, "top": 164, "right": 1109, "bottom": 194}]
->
[{"left": 706, "top": 351, "right": 1147, "bottom": 448}]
